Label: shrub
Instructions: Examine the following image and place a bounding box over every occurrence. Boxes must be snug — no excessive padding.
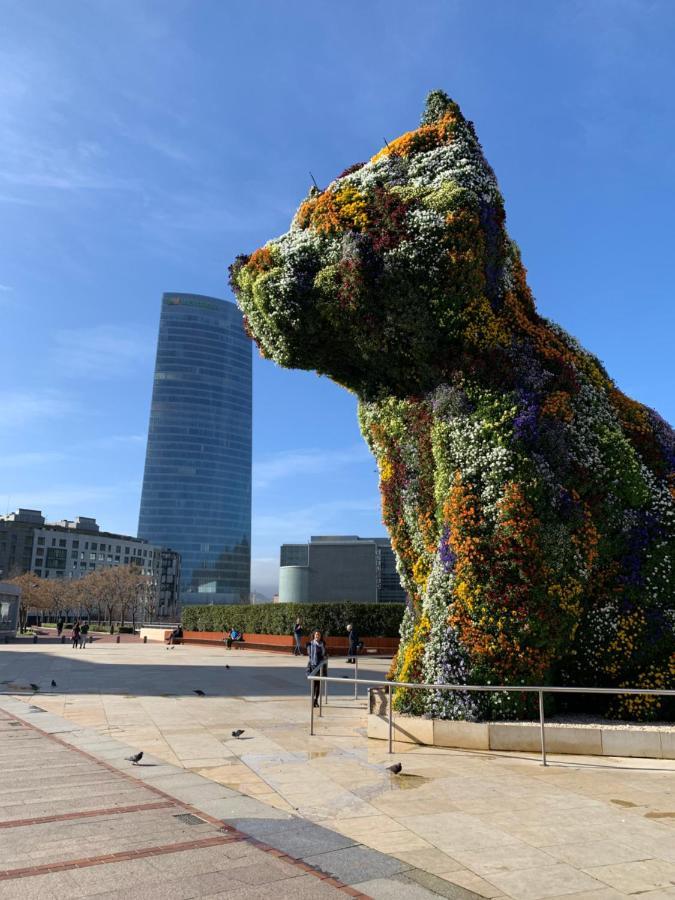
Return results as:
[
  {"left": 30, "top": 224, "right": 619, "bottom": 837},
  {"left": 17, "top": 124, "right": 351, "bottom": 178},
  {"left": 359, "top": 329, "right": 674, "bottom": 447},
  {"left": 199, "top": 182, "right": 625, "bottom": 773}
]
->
[{"left": 181, "top": 602, "right": 404, "bottom": 638}]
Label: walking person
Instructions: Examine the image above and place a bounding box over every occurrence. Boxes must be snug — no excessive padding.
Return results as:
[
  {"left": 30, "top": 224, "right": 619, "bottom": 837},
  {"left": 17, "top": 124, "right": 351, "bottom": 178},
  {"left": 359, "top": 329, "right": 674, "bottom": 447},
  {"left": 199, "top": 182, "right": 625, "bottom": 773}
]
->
[
  {"left": 56, "top": 617, "right": 65, "bottom": 638},
  {"left": 306, "top": 630, "right": 327, "bottom": 708},
  {"left": 79, "top": 621, "right": 89, "bottom": 648},
  {"left": 346, "top": 623, "right": 360, "bottom": 664},
  {"left": 292, "top": 618, "right": 303, "bottom": 656},
  {"left": 71, "top": 620, "right": 81, "bottom": 649}
]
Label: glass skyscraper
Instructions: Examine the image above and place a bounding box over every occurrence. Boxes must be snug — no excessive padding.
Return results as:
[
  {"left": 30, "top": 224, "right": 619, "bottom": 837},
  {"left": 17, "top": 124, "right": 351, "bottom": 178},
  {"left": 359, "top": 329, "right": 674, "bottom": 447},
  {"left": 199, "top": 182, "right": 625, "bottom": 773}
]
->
[{"left": 138, "top": 293, "right": 251, "bottom": 605}]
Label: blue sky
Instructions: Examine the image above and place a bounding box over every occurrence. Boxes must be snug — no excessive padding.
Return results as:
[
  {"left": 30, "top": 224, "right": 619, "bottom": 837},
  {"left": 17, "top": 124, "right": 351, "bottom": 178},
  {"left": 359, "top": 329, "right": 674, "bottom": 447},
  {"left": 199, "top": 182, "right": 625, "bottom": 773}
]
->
[{"left": 2, "top": 0, "right": 674, "bottom": 597}]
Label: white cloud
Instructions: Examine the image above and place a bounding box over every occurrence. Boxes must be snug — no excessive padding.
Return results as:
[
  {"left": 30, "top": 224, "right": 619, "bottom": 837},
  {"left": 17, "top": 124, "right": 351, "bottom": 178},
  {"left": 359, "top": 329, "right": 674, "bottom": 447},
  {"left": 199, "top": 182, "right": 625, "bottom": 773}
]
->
[
  {"left": 2, "top": 390, "right": 75, "bottom": 428},
  {"left": 0, "top": 283, "right": 12, "bottom": 291},
  {"left": 253, "top": 497, "right": 381, "bottom": 545},
  {"left": 253, "top": 445, "right": 370, "bottom": 489},
  {"left": 50, "top": 325, "right": 152, "bottom": 378},
  {"left": 0, "top": 450, "right": 66, "bottom": 467},
  {"left": 9, "top": 480, "right": 141, "bottom": 517}
]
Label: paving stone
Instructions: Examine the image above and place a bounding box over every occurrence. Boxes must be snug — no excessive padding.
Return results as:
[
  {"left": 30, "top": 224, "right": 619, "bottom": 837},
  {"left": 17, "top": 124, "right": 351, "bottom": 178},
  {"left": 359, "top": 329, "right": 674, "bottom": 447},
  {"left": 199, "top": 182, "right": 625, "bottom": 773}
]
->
[{"left": 303, "top": 844, "right": 411, "bottom": 883}]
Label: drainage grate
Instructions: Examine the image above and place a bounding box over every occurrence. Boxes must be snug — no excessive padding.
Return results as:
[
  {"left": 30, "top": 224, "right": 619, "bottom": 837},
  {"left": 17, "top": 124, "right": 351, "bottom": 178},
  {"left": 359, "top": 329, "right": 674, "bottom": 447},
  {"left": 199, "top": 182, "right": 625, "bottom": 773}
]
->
[{"left": 173, "top": 813, "right": 207, "bottom": 826}]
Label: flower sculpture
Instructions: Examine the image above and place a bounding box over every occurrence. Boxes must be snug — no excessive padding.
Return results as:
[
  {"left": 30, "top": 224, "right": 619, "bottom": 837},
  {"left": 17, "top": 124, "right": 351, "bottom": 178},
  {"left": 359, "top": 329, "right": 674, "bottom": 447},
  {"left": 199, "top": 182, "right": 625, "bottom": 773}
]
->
[{"left": 231, "top": 91, "right": 675, "bottom": 720}]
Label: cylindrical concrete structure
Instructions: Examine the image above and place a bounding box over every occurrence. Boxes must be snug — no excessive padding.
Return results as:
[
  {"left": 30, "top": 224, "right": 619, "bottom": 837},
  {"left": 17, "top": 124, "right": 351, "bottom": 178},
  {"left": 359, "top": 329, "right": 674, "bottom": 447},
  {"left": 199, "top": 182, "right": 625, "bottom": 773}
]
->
[{"left": 279, "top": 566, "right": 310, "bottom": 603}]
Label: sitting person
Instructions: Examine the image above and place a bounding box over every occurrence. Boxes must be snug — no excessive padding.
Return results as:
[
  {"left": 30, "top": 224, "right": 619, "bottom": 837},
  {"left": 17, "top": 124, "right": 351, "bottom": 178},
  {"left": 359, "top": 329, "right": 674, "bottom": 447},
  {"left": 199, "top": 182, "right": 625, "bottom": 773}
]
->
[{"left": 166, "top": 626, "right": 183, "bottom": 648}]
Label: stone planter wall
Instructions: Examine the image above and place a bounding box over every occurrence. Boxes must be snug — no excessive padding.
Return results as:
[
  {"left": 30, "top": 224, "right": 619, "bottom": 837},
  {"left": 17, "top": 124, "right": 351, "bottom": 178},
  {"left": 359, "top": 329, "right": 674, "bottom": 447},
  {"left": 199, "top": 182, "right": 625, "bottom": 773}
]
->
[{"left": 368, "top": 688, "right": 675, "bottom": 760}]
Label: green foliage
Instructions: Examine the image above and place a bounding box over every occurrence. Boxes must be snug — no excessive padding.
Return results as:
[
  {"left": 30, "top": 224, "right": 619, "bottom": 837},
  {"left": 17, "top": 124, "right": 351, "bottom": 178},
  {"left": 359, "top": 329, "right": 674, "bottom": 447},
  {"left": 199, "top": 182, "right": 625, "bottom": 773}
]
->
[{"left": 181, "top": 602, "right": 404, "bottom": 637}]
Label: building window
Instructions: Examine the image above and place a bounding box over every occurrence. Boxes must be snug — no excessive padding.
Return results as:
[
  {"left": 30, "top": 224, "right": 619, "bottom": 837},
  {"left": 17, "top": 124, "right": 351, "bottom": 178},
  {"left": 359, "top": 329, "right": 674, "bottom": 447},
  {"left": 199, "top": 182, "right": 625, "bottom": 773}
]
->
[
  {"left": 116, "top": 545, "right": 121, "bottom": 554},
  {"left": 115, "top": 555, "right": 120, "bottom": 562},
  {"left": 98, "top": 553, "right": 104, "bottom": 561},
  {"left": 125, "top": 547, "right": 130, "bottom": 554},
  {"left": 59, "top": 539, "right": 67, "bottom": 547},
  {"left": 85, "top": 542, "right": 89, "bottom": 550},
  {"left": 37, "top": 537, "right": 45, "bottom": 546},
  {"left": 124, "top": 557, "right": 129, "bottom": 564},
  {"left": 92, "top": 542, "right": 97, "bottom": 550},
  {"left": 90, "top": 552, "right": 96, "bottom": 561},
  {"left": 36, "top": 548, "right": 44, "bottom": 557},
  {"left": 51, "top": 538, "right": 56, "bottom": 547},
  {"left": 72, "top": 540, "right": 79, "bottom": 549},
  {"left": 34, "top": 569, "right": 42, "bottom": 576}
]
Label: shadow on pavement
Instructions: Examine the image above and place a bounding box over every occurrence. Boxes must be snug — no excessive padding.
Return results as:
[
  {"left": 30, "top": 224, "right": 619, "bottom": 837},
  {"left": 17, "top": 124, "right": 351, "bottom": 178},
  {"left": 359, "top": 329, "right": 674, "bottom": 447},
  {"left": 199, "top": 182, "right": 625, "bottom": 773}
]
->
[{"left": 0, "top": 648, "right": 386, "bottom": 700}]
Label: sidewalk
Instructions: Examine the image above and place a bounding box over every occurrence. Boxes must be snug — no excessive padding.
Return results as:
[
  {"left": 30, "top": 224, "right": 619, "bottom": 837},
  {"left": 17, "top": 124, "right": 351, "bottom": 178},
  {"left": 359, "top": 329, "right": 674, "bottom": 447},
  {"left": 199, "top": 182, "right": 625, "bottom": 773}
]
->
[
  {"left": 0, "top": 696, "right": 447, "bottom": 899},
  {"left": 2, "top": 639, "right": 675, "bottom": 899}
]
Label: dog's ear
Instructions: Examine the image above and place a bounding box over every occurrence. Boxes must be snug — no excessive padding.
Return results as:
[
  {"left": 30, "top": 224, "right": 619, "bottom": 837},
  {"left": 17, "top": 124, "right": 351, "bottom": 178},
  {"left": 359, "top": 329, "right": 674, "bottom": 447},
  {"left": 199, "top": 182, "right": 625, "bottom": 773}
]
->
[
  {"left": 420, "top": 89, "right": 461, "bottom": 125},
  {"left": 231, "top": 90, "right": 512, "bottom": 399}
]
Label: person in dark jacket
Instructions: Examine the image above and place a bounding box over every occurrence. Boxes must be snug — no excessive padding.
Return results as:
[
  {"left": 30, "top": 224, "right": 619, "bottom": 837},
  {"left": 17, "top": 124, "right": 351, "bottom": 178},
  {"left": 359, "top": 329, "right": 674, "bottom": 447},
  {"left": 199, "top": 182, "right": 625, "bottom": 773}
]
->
[
  {"left": 346, "top": 623, "right": 360, "bottom": 664},
  {"left": 71, "top": 620, "right": 81, "bottom": 649},
  {"left": 293, "top": 619, "right": 303, "bottom": 656},
  {"left": 307, "top": 630, "right": 327, "bottom": 707},
  {"left": 79, "top": 621, "right": 89, "bottom": 648}
]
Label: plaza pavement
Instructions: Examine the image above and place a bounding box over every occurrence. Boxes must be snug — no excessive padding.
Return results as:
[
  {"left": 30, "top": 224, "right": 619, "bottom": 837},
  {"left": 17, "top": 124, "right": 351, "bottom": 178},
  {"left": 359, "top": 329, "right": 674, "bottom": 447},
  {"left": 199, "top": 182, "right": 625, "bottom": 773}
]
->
[{"left": 1, "top": 638, "right": 674, "bottom": 899}]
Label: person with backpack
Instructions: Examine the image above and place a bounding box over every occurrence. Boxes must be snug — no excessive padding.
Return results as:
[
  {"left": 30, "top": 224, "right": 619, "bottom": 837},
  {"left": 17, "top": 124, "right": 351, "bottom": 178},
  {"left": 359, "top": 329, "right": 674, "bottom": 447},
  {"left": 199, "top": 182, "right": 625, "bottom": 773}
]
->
[
  {"left": 292, "top": 618, "right": 303, "bottom": 656},
  {"left": 346, "top": 623, "right": 360, "bottom": 664},
  {"left": 79, "top": 621, "right": 89, "bottom": 648},
  {"left": 307, "top": 630, "right": 328, "bottom": 708}
]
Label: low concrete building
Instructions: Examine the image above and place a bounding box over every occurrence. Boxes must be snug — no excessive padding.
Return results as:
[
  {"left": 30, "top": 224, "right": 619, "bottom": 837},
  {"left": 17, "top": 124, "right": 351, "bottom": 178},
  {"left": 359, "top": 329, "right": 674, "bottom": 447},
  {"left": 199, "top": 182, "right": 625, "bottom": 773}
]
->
[{"left": 278, "top": 535, "right": 407, "bottom": 604}]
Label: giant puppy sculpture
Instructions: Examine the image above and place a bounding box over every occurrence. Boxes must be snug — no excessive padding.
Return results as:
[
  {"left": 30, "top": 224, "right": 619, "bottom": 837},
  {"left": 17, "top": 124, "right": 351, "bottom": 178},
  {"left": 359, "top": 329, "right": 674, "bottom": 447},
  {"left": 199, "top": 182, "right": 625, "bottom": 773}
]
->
[{"left": 231, "top": 92, "right": 674, "bottom": 720}]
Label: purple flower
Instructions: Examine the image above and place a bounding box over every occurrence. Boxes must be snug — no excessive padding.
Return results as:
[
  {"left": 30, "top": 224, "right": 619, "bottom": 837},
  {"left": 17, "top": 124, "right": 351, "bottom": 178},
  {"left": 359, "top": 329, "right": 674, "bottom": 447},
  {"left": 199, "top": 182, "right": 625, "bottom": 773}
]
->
[
  {"left": 513, "top": 391, "right": 539, "bottom": 444},
  {"left": 439, "top": 526, "right": 457, "bottom": 573}
]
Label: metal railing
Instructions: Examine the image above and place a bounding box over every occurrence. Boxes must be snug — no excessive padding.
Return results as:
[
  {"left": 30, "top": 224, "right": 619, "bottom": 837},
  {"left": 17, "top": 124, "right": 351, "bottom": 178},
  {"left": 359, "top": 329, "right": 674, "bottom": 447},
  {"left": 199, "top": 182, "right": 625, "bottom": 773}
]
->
[{"left": 307, "top": 668, "right": 675, "bottom": 766}]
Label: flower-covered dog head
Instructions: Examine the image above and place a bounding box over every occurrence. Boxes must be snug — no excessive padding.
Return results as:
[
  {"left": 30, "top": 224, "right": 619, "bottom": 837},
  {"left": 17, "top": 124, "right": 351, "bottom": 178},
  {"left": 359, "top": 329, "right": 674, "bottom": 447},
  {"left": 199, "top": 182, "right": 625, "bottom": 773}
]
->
[{"left": 230, "top": 91, "right": 516, "bottom": 399}]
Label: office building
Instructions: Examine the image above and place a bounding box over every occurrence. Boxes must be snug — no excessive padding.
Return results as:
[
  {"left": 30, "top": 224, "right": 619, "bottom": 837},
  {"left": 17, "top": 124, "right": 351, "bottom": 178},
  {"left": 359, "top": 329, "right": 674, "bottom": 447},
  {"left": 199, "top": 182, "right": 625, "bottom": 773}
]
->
[
  {"left": 0, "top": 509, "right": 180, "bottom": 618},
  {"left": 0, "top": 508, "right": 44, "bottom": 579},
  {"left": 278, "top": 535, "right": 408, "bottom": 604},
  {"left": 138, "top": 293, "right": 252, "bottom": 605}
]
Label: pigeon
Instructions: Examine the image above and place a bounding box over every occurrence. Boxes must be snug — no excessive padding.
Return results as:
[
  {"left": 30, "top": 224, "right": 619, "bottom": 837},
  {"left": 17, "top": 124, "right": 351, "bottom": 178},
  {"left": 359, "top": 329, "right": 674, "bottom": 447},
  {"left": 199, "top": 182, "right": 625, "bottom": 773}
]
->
[
  {"left": 225, "top": 665, "right": 230, "bottom": 670},
  {"left": 125, "top": 751, "right": 143, "bottom": 765},
  {"left": 30, "top": 683, "right": 39, "bottom": 691},
  {"left": 387, "top": 762, "right": 403, "bottom": 775},
  {"left": 193, "top": 689, "right": 205, "bottom": 697},
  {"left": 51, "top": 680, "right": 57, "bottom": 687},
  {"left": 231, "top": 729, "right": 245, "bottom": 739}
]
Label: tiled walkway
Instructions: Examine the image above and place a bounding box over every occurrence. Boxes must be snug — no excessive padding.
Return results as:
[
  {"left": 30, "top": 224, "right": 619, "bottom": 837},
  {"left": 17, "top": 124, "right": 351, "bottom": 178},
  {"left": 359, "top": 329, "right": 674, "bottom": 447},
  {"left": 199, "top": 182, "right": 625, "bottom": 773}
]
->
[
  {"left": 0, "top": 696, "right": 453, "bottom": 899},
  {"left": 2, "top": 640, "right": 675, "bottom": 898},
  {"left": 0, "top": 707, "right": 368, "bottom": 898}
]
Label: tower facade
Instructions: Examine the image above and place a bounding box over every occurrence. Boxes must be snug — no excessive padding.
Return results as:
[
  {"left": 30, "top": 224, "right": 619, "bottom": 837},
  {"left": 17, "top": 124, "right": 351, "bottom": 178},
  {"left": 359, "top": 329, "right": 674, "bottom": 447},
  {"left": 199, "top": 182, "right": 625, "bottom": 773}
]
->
[{"left": 138, "top": 293, "right": 251, "bottom": 605}]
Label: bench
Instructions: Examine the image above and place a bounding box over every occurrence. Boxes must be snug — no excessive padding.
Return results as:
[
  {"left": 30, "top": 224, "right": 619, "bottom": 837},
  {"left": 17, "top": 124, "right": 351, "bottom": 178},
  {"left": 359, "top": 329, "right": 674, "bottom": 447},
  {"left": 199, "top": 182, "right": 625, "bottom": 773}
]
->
[{"left": 170, "top": 631, "right": 399, "bottom": 656}]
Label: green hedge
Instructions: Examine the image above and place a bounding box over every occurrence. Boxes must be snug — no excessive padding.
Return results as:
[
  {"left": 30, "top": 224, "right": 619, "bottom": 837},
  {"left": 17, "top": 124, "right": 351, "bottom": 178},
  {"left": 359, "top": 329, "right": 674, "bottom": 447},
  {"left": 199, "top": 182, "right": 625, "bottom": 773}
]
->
[{"left": 181, "top": 602, "right": 404, "bottom": 638}]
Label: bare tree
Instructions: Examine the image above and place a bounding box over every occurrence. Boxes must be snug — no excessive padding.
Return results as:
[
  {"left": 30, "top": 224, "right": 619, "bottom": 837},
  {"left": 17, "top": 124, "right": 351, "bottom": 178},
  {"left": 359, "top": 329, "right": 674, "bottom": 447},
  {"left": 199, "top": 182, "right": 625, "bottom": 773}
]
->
[
  {"left": 88, "top": 566, "right": 150, "bottom": 631},
  {"left": 7, "top": 572, "right": 49, "bottom": 632}
]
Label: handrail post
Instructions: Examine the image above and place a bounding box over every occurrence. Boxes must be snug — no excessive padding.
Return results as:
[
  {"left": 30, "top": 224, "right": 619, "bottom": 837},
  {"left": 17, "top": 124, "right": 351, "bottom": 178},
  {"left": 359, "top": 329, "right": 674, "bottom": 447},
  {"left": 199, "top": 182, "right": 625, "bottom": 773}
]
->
[
  {"left": 538, "top": 690, "right": 547, "bottom": 767},
  {"left": 325, "top": 660, "right": 329, "bottom": 705},
  {"left": 310, "top": 675, "right": 315, "bottom": 736},
  {"left": 354, "top": 654, "right": 359, "bottom": 701},
  {"left": 319, "top": 666, "right": 323, "bottom": 718},
  {"left": 387, "top": 683, "right": 393, "bottom": 754}
]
